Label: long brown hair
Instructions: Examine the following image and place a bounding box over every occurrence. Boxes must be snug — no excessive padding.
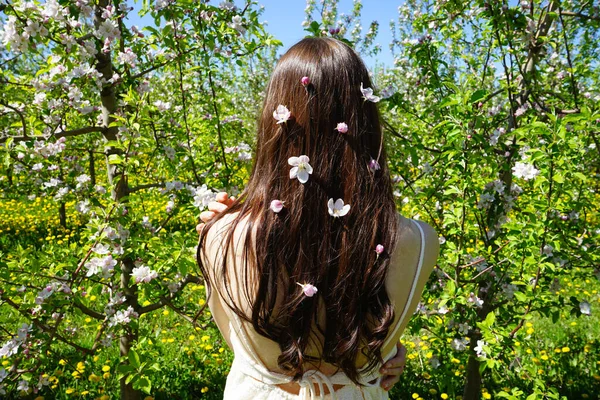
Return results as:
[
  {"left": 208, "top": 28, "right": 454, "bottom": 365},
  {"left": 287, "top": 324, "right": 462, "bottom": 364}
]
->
[{"left": 197, "top": 37, "right": 399, "bottom": 384}]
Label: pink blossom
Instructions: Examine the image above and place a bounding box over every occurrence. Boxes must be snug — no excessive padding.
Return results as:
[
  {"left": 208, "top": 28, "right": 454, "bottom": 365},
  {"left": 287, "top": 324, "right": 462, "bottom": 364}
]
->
[
  {"left": 368, "top": 158, "right": 381, "bottom": 171},
  {"left": 301, "top": 76, "right": 310, "bottom": 86},
  {"left": 375, "top": 244, "right": 384, "bottom": 255},
  {"left": 336, "top": 122, "right": 348, "bottom": 133},
  {"left": 270, "top": 199, "right": 284, "bottom": 213},
  {"left": 297, "top": 282, "right": 318, "bottom": 297}
]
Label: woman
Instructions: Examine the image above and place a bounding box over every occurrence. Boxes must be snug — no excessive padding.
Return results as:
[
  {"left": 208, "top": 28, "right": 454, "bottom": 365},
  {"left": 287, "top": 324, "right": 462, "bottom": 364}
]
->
[{"left": 196, "top": 37, "right": 440, "bottom": 399}]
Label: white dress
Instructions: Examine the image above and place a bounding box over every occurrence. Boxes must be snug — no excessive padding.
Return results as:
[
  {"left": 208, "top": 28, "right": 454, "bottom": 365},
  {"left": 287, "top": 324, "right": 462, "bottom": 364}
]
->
[{"left": 222, "top": 219, "right": 426, "bottom": 400}]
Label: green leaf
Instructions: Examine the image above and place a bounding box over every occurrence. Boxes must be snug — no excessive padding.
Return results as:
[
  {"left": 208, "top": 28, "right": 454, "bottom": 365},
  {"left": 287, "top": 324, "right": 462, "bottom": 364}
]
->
[
  {"left": 128, "top": 349, "right": 141, "bottom": 369},
  {"left": 136, "top": 376, "right": 152, "bottom": 394},
  {"left": 573, "top": 172, "right": 587, "bottom": 182},
  {"left": 552, "top": 174, "right": 564, "bottom": 183},
  {"left": 108, "top": 154, "right": 124, "bottom": 165},
  {"left": 469, "top": 89, "right": 487, "bottom": 104},
  {"left": 445, "top": 279, "right": 456, "bottom": 297},
  {"left": 484, "top": 311, "right": 495, "bottom": 326},
  {"left": 514, "top": 291, "right": 527, "bottom": 302},
  {"left": 443, "top": 186, "right": 462, "bottom": 195}
]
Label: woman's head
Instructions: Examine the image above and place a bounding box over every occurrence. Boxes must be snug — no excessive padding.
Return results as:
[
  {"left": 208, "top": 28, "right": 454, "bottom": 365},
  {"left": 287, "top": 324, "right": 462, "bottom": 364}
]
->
[
  {"left": 252, "top": 37, "right": 384, "bottom": 200},
  {"left": 197, "top": 37, "right": 399, "bottom": 384}
]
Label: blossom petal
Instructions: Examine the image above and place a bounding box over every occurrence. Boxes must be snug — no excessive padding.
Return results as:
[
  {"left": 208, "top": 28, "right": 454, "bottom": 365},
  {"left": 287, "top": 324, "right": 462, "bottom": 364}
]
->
[
  {"left": 289, "top": 166, "right": 298, "bottom": 180},
  {"left": 334, "top": 198, "right": 344, "bottom": 210},
  {"left": 299, "top": 155, "right": 310, "bottom": 164},
  {"left": 297, "top": 169, "right": 309, "bottom": 183},
  {"left": 327, "top": 199, "right": 335, "bottom": 216},
  {"left": 288, "top": 156, "right": 300, "bottom": 166},
  {"left": 304, "top": 163, "right": 313, "bottom": 174},
  {"left": 339, "top": 204, "right": 351, "bottom": 217}
]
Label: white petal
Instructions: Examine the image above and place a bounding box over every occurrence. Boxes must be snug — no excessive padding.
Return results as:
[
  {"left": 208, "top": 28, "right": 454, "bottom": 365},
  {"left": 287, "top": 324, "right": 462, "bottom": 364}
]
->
[
  {"left": 297, "top": 169, "right": 309, "bottom": 183},
  {"left": 290, "top": 166, "right": 298, "bottom": 180},
  {"left": 334, "top": 198, "right": 344, "bottom": 210},
  {"left": 304, "top": 163, "right": 313, "bottom": 174},
  {"left": 288, "top": 156, "right": 300, "bottom": 166},
  {"left": 339, "top": 204, "right": 351, "bottom": 216},
  {"left": 327, "top": 199, "right": 335, "bottom": 215},
  {"left": 299, "top": 155, "right": 310, "bottom": 163}
]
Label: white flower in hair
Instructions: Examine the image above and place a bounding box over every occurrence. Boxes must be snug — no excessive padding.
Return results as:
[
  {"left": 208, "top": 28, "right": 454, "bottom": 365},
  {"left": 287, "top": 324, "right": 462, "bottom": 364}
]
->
[
  {"left": 328, "top": 198, "right": 351, "bottom": 217},
  {"left": 288, "top": 155, "right": 313, "bottom": 184},
  {"left": 273, "top": 105, "right": 291, "bottom": 124},
  {"left": 360, "top": 82, "right": 380, "bottom": 103}
]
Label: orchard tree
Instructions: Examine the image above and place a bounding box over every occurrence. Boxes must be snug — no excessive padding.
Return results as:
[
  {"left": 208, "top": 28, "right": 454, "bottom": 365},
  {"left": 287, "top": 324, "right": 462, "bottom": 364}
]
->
[
  {"left": 376, "top": 0, "right": 599, "bottom": 398},
  {"left": 0, "top": 0, "right": 279, "bottom": 398}
]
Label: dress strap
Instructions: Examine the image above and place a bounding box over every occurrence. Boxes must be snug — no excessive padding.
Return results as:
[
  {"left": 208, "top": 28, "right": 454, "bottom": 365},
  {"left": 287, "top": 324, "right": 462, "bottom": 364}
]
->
[{"left": 381, "top": 219, "right": 426, "bottom": 349}]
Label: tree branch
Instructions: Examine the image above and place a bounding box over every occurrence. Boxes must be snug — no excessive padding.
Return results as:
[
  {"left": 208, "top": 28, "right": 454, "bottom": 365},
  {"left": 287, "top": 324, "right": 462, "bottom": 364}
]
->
[
  {"left": 0, "top": 101, "right": 27, "bottom": 137},
  {"left": 138, "top": 274, "right": 202, "bottom": 315},
  {"left": 0, "top": 294, "right": 94, "bottom": 355},
  {"left": 73, "top": 298, "right": 106, "bottom": 320},
  {"left": 0, "top": 126, "right": 106, "bottom": 144},
  {"left": 559, "top": 10, "right": 600, "bottom": 22}
]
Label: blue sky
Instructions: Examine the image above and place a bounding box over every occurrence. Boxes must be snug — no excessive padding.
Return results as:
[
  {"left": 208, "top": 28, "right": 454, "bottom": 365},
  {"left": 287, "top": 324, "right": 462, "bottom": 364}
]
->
[
  {"left": 128, "top": 0, "right": 402, "bottom": 68},
  {"left": 258, "top": 0, "right": 400, "bottom": 67}
]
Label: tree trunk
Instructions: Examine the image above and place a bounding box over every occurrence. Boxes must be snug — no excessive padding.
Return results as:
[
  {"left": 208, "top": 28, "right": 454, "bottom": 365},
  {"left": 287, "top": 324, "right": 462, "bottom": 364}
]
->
[
  {"left": 463, "top": 334, "right": 482, "bottom": 400},
  {"left": 89, "top": 149, "right": 96, "bottom": 187},
  {"left": 94, "top": 1, "right": 138, "bottom": 399},
  {"left": 59, "top": 202, "right": 67, "bottom": 229}
]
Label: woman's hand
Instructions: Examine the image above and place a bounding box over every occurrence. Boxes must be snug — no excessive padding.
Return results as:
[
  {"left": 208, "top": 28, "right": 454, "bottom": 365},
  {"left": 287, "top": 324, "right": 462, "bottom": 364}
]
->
[
  {"left": 196, "top": 192, "right": 235, "bottom": 235},
  {"left": 379, "top": 342, "right": 407, "bottom": 391}
]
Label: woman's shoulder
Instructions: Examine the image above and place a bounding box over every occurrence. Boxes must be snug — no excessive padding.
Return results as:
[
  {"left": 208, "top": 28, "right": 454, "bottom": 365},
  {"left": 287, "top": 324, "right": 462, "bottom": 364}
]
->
[
  {"left": 395, "top": 214, "right": 440, "bottom": 273},
  {"left": 385, "top": 214, "right": 439, "bottom": 302}
]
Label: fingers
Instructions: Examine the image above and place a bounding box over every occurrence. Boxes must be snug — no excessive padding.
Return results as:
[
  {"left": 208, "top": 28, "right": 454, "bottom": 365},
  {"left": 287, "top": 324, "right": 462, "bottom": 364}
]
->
[
  {"left": 216, "top": 192, "right": 237, "bottom": 206},
  {"left": 215, "top": 192, "right": 229, "bottom": 202},
  {"left": 199, "top": 210, "right": 216, "bottom": 223},
  {"left": 379, "top": 366, "right": 404, "bottom": 376},
  {"left": 381, "top": 342, "right": 407, "bottom": 371},
  {"left": 208, "top": 201, "right": 228, "bottom": 213},
  {"left": 198, "top": 193, "right": 236, "bottom": 234},
  {"left": 380, "top": 374, "right": 400, "bottom": 392}
]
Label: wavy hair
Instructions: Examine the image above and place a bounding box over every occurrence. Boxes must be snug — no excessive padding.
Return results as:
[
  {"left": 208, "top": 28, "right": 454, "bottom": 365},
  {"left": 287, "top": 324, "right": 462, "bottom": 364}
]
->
[{"left": 197, "top": 37, "right": 400, "bottom": 385}]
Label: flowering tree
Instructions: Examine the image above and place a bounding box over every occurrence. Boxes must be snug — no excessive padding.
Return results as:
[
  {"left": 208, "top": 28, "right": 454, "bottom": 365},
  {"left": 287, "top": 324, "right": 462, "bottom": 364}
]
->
[
  {"left": 0, "top": 0, "right": 278, "bottom": 398},
  {"left": 375, "top": 0, "right": 599, "bottom": 398}
]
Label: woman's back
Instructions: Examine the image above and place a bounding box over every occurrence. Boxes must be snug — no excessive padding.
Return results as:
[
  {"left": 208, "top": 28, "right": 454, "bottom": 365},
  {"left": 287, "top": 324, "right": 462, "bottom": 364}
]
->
[
  {"left": 201, "top": 211, "right": 439, "bottom": 397},
  {"left": 196, "top": 36, "right": 441, "bottom": 398}
]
